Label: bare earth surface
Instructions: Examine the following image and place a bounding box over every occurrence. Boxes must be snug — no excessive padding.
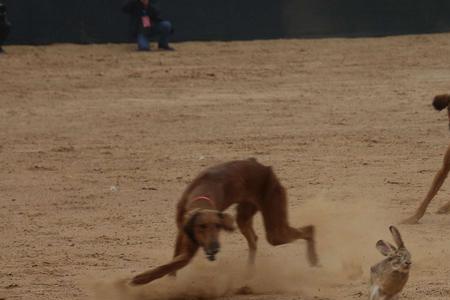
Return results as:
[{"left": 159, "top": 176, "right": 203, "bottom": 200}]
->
[{"left": 1, "top": 33, "right": 450, "bottom": 300}]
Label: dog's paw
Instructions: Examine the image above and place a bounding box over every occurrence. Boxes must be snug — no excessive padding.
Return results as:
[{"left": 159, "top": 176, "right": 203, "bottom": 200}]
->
[
  {"left": 235, "top": 286, "right": 253, "bottom": 295},
  {"left": 129, "top": 275, "right": 149, "bottom": 286},
  {"left": 400, "top": 215, "right": 420, "bottom": 225}
]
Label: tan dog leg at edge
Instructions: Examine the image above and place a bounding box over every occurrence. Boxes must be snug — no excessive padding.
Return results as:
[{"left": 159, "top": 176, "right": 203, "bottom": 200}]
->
[{"left": 402, "top": 145, "right": 450, "bottom": 224}]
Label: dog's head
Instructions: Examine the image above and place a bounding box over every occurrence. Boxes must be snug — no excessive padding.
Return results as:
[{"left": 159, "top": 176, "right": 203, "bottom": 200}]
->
[
  {"left": 183, "top": 209, "right": 235, "bottom": 261},
  {"left": 432, "top": 94, "right": 450, "bottom": 130}
]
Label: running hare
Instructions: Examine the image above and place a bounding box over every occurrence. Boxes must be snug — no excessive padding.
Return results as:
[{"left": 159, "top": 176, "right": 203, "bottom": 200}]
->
[{"left": 369, "top": 226, "right": 411, "bottom": 300}]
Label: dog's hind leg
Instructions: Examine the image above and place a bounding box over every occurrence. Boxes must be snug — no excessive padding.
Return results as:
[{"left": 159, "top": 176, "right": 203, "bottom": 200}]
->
[
  {"left": 264, "top": 221, "right": 318, "bottom": 266},
  {"left": 259, "top": 175, "right": 318, "bottom": 266},
  {"left": 236, "top": 203, "right": 258, "bottom": 266}
]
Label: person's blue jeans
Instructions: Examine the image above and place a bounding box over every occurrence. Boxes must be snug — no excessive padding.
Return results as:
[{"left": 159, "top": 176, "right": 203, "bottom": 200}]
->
[{"left": 137, "top": 20, "right": 172, "bottom": 51}]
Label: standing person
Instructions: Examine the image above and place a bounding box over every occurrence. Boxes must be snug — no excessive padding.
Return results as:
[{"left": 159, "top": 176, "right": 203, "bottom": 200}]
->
[
  {"left": 0, "top": 2, "right": 11, "bottom": 54},
  {"left": 122, "top": 0, "right": 174, "bottom": 51}
]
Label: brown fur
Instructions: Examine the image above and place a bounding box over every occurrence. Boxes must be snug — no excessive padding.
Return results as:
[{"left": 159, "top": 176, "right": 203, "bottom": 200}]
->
[{"left": 130, "top": 158, "right": 318, "bottom": 285}]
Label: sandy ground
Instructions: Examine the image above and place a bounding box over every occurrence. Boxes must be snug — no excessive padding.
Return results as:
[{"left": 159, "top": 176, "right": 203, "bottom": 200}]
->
[{"left": 1, "top": 33, "right": 450, "bottom": 300}]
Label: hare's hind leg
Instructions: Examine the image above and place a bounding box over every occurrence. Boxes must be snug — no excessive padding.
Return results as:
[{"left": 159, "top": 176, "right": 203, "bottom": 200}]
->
[{"left": 369, "top": 285, "right": 380, "bottom": 300}]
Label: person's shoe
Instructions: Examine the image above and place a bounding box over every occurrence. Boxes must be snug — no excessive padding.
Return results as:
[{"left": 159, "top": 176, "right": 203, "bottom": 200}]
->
[
  {"left": 0, "top": 48, "right": 5, "bottom": 54},
  {"left": 137, "top": 47, "right": 150, "bottom": 52},
  {"left": 158, "top": 45, "right": 175, "bottom": 51}
]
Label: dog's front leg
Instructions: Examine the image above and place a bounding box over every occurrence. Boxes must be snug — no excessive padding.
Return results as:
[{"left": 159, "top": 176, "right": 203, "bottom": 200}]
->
[
  {"left": 169, "top": 232, "right": 184, "bottom": 277},
  {"left": 130, "top": 253, "right": 193, "bottom": 285},
  {"left": 130, "top": 239, "right": 198, "bottom": 285}
]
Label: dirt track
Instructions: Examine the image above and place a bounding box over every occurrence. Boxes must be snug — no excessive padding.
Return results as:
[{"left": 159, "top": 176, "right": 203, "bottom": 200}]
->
[{"left": 1, "top": 33, "right": 450, "bottom": 300}]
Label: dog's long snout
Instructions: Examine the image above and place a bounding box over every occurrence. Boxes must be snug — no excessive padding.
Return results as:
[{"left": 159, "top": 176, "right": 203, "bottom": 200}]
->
[
  {"left": 205, "top": 241, "right": 220, "bottom": 261},
  {"left": 207, "top": 241, "right": 220, "bottom": 254}
]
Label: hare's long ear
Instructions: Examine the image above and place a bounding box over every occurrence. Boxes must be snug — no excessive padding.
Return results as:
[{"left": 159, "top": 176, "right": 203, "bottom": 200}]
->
[
  {"left": 376, "top": 240, "right": 396, "bottom": 256},
  {"left": 432, "top": 94, "right": 450, "bottom": 111},
  {"left": 389, "top": 225, "right": 405, "bottom": 248}
]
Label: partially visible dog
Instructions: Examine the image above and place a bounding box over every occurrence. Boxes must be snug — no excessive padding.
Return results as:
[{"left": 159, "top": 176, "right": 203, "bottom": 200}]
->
[
  {"left": 369, "top": 226, "right": 411, "bottom": 300},
  {"left": 402, "top": 94, "right": 450, "bottom": 224},
  {"left": 130, "top": 158, "right": 318, "bottom": 285}
]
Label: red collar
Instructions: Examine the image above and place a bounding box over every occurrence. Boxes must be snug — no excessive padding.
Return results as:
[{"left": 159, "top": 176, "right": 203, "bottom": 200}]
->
[{"left": 191, "top": 195, "right": 216, "bottom": 208}]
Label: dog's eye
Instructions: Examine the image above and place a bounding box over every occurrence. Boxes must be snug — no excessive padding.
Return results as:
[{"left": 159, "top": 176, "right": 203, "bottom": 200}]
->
[
  {"left": 199, "top": 224, "right": 207, "bottom": 229},
  {"left": 215, "top": 224, "right": 221, "bottom": 229}
]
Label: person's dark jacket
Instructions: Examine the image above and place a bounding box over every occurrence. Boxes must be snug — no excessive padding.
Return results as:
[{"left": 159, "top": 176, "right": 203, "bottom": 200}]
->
[
  {"left": 122, "top": 0, "right": 163, "bottom": 36},
  {"left": 0, "top": 3, "right": 11, "bottom": 45}
]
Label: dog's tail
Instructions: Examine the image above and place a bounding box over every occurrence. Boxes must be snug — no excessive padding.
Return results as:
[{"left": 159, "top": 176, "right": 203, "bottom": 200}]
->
[{"left": 432, "top": 94, "right": 450, "bottom": 111}]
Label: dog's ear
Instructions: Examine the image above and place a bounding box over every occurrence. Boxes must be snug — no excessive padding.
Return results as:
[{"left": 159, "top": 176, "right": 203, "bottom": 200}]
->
[
  {"left": 218, "top": 212, "right": 235, "bottom": 232},
  {"left": 432, "top": 94, "right": 450, "bottom": 111},
  {"left": 183, "top": 210, "right": 200, "bottom": 243}
]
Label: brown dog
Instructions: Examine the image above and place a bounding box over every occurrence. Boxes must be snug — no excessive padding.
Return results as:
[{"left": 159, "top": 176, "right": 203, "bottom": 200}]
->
[
  {"left": 130, "top": 158, "right": 318, "bottom": 285},
  {"left": 402, "top": 94, "right": 450, "bottom": 224}
]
